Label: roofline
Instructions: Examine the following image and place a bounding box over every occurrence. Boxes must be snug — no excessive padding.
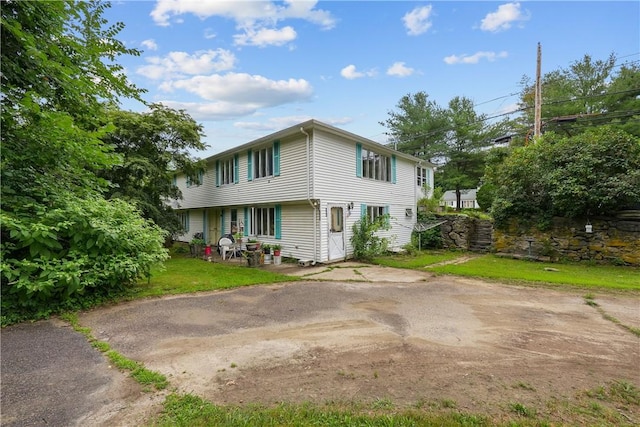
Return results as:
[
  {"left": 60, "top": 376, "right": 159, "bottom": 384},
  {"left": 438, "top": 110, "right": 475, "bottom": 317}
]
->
[{"left": 203, "top": 119, "right": 434, "bottom": 167}]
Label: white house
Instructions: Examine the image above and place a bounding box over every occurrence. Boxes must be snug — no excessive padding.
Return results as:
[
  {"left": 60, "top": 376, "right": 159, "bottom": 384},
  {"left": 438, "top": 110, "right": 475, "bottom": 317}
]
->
[
  {"left": 172, "top": 119, "right": 434, "bottom": 264},
  {"left": 441, "top": 189, "right": 480, "bottom": 209}
]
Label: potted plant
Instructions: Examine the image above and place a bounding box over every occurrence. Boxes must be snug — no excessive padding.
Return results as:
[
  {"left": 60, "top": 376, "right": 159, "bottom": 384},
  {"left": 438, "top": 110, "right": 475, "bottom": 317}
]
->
[
  {"left": 272, "top": 244, "right": 281, "bottom": 256},
  {"left": 189, "top": 236, "right": 205, "bottom": 257},
  {"left": 262, "top": 244, "right": 271, "bottom": 255},
  {"left": 245, "top": 238, "right": 259, "bottom": 252}
]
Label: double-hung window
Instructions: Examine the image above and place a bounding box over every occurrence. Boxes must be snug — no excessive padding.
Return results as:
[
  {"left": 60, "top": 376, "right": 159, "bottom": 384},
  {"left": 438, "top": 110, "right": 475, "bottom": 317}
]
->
[
  {"left": 178, "top": 211, "right": 189, "bottom": 232},
  {"left": 356, "top": 144, "right": 396, "bottom": 183},
  {"left": 247, "top": 140, "right": 280, "bottom": 181},
  {"left": 244, "top": 205, "right": 282, "bottom": 238},
  {"left": 186, "top": 170, "right": 204, "bottom": 187},
  {"left": 216, "top": 155, "right": 239, "bottom": 187},
  {"left": 417, "top": 166, "right": 429, "bottom": 187}
]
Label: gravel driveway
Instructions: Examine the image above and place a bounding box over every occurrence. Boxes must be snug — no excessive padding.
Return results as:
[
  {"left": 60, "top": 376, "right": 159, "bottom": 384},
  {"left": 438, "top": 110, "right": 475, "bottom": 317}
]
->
[{"left": 2, "top": 265, "right": 639, "bottom": 425}]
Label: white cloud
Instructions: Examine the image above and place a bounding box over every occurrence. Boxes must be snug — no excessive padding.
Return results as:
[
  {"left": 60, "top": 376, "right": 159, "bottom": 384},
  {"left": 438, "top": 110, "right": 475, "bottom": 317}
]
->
[
  {"left": 150, "top": 0, "right": 335, "bottom": 47},
  {"left": 235, "top": 116, "right": 353, "bottom": 132},
  {"left": 136, "top": 49, "right": 236, "bottom": 80},
  {"left": 387, "top": 62, "right": 415, "bottom": 77},
  {"left": 204, "top": 28, "right": 216, "bottom": 39},
  {"left": 161, "top": 72, "right": 313, "bottom": 106},
  {"left": 443, "top": 51, "right": 508, "bottom": 65},
  {"left": 340, "top": 64, "right": 376, "bottom": 80},
  {"left": 403, "top": 5, "right": 434, "bottom": 36},
  {"left": 234, "top": 25, "right": 297, "bottom": 47},
  {"left": 141, "top": 39, "right": 158, "bottom": 51},
  {"left": 480, "top": 2, "right": 529, "bottom": 32},
  {"left": 160, "top": 100, "right": 258, "bottom": 121}
]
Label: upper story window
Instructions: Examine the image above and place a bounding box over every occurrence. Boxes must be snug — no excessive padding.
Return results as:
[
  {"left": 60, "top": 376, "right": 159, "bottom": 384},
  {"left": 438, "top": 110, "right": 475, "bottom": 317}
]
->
[
  {"left": 417, "top": 166, "right": 429, "bottom": 187},
  {"left": 356, "top": 143, "right": 396, "bottom": 183},
  {"left": 248, "top": 140, "right": 280, "bottom": 181},
  {"left": 255, "top": 146, "right": 273, "bottom": 179},
  {"left": 216, "top": 155, "right": 239, "bottom": 187},
  {"left": 186, "top": 170, "right": 204, "bottom": 187}
]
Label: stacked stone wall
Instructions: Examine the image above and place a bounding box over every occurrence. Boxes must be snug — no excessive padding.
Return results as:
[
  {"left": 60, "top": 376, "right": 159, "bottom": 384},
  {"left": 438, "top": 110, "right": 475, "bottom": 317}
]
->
[{"left": 493, "top": 212, "right": 640, "bottom": 266}]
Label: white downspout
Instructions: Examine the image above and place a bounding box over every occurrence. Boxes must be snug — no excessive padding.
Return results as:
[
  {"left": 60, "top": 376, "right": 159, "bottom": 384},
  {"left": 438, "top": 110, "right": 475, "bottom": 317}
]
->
[{"left": 301, "top": 127, "right": 317, "bottom": 264}]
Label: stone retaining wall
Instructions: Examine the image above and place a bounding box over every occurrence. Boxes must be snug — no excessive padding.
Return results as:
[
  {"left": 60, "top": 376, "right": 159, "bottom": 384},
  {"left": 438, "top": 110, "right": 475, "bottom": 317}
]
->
[
  {"left": 438, "top": 214, "right": 493, "bottom": 252},
  {"left": 493, "top": 213, "right": 640, "bottom": 266}
]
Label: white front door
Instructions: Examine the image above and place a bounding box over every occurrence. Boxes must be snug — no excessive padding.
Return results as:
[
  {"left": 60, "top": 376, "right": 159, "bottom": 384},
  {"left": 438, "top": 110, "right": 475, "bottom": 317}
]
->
[{"left": 328, "top": 205, "right": 345, "bottom": 261}]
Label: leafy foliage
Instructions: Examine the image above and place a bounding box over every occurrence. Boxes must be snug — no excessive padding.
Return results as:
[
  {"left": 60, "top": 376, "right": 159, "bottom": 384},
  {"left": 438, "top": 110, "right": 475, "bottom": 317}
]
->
[
  {"left": 1, "top": 1, "right": 168, "bottom": 324},
  {"left": 517, "top": 53, "right": 640, "bottom": 140},
  {"left": 412, "top": 211, "right": 443, "bottom": 249},
  {"left": 489, "top": 126, "right": 640, "bottom": 227},
  {"left": 351, "top": 215, "right": 390, "bottom": 260},
  {"left": 100, "top": 105, "right": 207, "bottom": 237},
  {"left": 1, "top": 195, "right": 168, "bottom": 325}
]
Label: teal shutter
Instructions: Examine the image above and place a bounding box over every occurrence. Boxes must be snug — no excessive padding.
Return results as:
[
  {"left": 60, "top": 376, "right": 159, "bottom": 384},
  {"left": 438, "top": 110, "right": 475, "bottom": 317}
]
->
[
  {"left": 275, "top": 205, "right": 282, "bottom": 239},
  {"left": 234, "top": 154, "right": 239, "bottom": 184},
  {"left": 186, "top": 211, "right": 190, "bottom": 232},
  {"left": 391, "top": 155, "right": 397, "bottom": 184},
  {"left": 199, "top": 170, "right": 204, "bottom": 185},
  {"left": 202, "top": 211, "right": 207, "bottom": 242},
  {"left": 221, "top": 210, "right": 225, "bottom": 235},
  {"left": 361, "top": 204, "right": 367, "bottom": 219},
  {"left": 215, "top": 160, "right": 220, "bottom": 187},
  {"left": 273, "top": 140, "right": 280, "bottom": 176},
  {"left": 247, "top": 150, "right": 253, "bottom": 181},
  {"left": 356, "top": 143, "right": 362, "bottom": 177},
  {"left": 172, "top": 175, "right": 177, "bottom": 186},
  {"left": 243, "top": 207, "right": 249, "bottom": 236}
]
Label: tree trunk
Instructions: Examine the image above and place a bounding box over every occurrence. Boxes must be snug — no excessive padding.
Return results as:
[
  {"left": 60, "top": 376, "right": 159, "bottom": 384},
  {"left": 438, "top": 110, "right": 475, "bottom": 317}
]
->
[{"left": 455, "top": 188, "right": 462, "bottom": 211}]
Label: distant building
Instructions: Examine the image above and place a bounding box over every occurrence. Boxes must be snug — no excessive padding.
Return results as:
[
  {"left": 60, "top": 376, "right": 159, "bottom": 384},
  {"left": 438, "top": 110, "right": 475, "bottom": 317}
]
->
[{"left": 441, "top": 189, "right": 479, "bottom": 209}]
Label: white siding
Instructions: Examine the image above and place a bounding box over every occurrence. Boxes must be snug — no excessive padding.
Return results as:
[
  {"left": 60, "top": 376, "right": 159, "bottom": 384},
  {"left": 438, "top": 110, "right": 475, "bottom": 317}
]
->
[
  {"left": 172, "top": 121, "right": 434, "bottom": 260},
  {"left": 175, "top": 209, "right": 204, "bottom": 242}
]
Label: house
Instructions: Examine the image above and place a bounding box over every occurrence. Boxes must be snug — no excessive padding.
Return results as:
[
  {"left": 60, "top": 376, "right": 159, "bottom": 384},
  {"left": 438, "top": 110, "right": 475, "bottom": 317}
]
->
[
  {"left": 171, "top": 119, "right": 434, "bottom": 264},
  {"left": 441, "top": 189, "right": 480, "bottom": 209}
]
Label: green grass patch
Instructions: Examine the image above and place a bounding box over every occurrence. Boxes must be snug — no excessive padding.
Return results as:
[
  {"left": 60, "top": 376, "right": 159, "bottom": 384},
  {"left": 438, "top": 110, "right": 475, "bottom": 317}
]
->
[
  {"left": 133, "top": 256, "right": 298, "bottom": 298},
  {"left": 372, "top": 250, "right": 467, "bottom": 269},
  {"left": 424, "top": 255, "right": 640, "bottom": 290}
]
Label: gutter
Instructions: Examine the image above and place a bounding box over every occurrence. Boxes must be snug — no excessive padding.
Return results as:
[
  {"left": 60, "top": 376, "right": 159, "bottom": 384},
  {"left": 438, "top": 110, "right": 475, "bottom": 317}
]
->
[{"left": 301, "top": 127, "right": 317, "bottom": 265}]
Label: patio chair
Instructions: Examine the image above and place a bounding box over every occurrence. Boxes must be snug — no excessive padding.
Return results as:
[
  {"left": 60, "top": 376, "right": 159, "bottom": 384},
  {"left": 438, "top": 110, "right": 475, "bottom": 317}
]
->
[{"left": 218, "top": 237, "right": 235, "bottom": 260}]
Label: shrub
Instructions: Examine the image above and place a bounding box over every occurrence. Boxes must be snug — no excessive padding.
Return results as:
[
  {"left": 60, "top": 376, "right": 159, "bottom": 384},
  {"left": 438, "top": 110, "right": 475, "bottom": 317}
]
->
[
  {"left": 1, "top": 194, "right": 169, "bottom": 325},
  {"left": 351, "top": 214, "right": 390, "bottom": 260}
]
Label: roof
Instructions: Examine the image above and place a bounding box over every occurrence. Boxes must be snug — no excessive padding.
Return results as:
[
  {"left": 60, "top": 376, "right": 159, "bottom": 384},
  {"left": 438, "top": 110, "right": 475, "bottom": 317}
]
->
[
  {"left": 203, "top": 119, "right": 433, "bottom": 167},
  {"left": 442, "top": 189, "right": 478, "bottom": 201}
]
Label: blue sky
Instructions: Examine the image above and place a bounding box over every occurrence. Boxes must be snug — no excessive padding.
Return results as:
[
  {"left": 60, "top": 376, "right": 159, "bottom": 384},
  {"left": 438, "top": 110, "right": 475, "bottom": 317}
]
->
[{"left": 105, "top": 1, "right": 640, "bottom": 157}]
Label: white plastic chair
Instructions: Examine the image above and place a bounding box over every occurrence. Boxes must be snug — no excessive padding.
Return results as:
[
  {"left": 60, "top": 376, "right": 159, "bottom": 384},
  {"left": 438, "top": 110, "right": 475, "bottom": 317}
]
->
[{"left": 218, "top": 237, "right": 234, "bottom": 260}]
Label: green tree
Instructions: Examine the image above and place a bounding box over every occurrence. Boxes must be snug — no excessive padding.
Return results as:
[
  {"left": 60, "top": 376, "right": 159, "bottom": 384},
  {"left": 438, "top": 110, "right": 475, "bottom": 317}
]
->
[
  {"left": 489, "top": 126, "right": 640, "bottom": 228},
  {"left": 517, "top": 53, "right": 639, "bottom": 139},
  {"left": 100, "top": 105, "right": 207, "bottom": 237},
  {"left": 437, "top": 96, "right": 502, "bottom": 210},
  {"left": 380, "top": 92, "right": 449, "bottom": 162},
  {"left": 1, "top": 0, "right": 167, "bottom": 324}
]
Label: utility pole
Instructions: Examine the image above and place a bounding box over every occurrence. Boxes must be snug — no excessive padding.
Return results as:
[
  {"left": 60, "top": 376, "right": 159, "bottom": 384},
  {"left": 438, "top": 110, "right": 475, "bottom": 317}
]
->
[{"left": 533, "top": 42, "right": 542, "bottom": 140}]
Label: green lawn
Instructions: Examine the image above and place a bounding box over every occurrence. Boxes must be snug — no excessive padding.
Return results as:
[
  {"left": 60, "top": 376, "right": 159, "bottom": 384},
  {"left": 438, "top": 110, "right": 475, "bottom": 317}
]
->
[
  {"left": 132, "top": 256, "right": 297, "bottom": 298},
  {"left": 425, "top": 255, "right": 640, "bottom": 290}
]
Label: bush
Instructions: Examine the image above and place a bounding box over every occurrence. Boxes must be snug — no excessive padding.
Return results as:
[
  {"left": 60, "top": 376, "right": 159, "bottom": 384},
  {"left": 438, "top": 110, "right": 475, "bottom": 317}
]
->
[
  {"left": 351, "top": 215, "right": 390, "bottom": 260},
  {"left": 412, "top": 212, "right": 443, "bottom": 249},
  {"left": 1, "top": 195, "right": 169, "bottom": 325}
]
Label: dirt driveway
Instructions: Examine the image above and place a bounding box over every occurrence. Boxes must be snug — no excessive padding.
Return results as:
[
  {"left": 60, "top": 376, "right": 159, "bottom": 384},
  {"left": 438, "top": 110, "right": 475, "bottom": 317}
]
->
[
  {"left": 72, "top": 265, "right": 639, "bottom": 424},
  {"left": 2, "top": 264, "right": 638, "bottom": 425}
]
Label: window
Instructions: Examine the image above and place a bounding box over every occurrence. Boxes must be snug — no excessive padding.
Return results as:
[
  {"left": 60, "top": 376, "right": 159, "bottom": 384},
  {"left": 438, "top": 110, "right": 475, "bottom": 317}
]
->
[
  {"left": 417, "top": 166, "right": 429, "bottom": 187},
  {"left": 178, "top": 212, "right": 189, "bottom": 232},
  {"left": 330, "top": 207, "right": 343, "bottom": 232},
  {"left": 186, "top": 170, "right": 204, "bottom": 187},
  {"left": 221, "top": 158, "right": 235, "bottom": 185},
  {"left": 356, "top": 144, "right": 395, "bottom": 183},
  {"left": 248, "top": 141, "right": 280, "bottom": 181},
  {"left": 251, "top": 207, "right": 275, "bottom": 236},
  {"left": 366, "top": 205, "right": 386, "bottom": 221},
  {"left": 230, "top": 209, "right": 238, "bottom": 234},
  {"left": 254, "top": 146, "right": 273, "bottom": 179}
]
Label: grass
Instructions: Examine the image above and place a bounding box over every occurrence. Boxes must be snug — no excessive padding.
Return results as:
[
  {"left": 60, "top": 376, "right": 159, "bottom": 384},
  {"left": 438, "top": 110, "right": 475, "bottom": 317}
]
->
[
  {"left": 60, "top": 312, "right": 168, "bottom": 391},
  {"left": 372, "top": 250, "right": 467, "bottom": 269},
  {"left": 132, "top": 256, "right": 298, "bottom": 298},
  {"left": 422, "top": 255, "right": 640, "bottom": 290},
  {"left": 151, "top": 385, "right": 640, "bottom": 427}
]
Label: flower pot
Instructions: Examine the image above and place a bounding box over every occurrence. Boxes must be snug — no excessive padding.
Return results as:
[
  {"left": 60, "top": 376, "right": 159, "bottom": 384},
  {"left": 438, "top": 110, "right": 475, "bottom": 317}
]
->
[{"left": 273, "top": 249, "right": 281, "bottom": 256}]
